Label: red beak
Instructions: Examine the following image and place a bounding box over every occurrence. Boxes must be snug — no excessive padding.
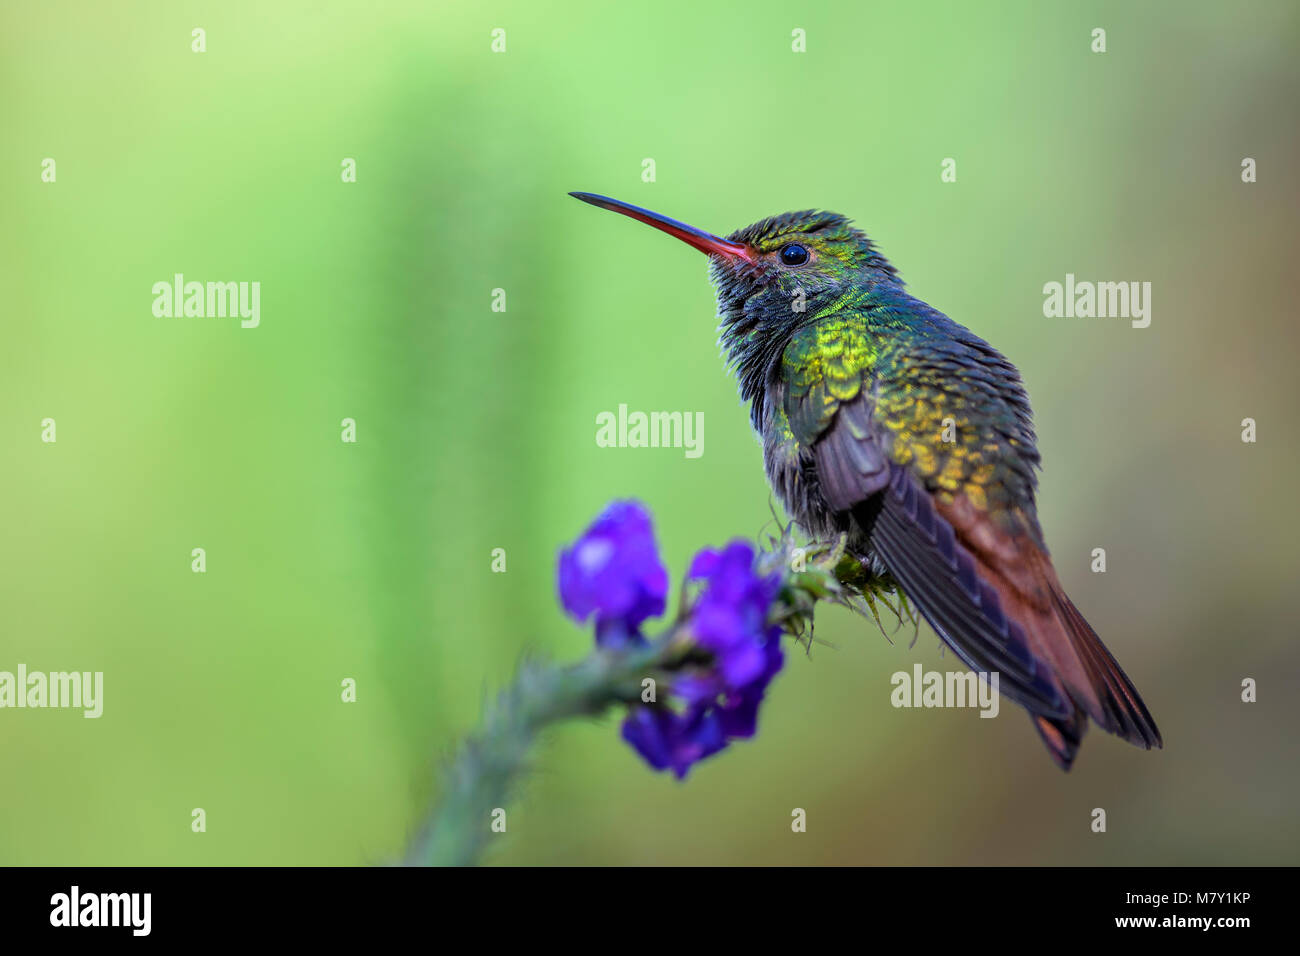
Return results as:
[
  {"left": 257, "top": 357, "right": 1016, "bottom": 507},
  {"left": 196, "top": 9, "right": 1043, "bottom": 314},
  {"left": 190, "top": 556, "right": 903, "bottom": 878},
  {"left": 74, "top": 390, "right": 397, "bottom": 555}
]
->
[{"left": 569, "top": 192, "right": 753, "bottom": 262}]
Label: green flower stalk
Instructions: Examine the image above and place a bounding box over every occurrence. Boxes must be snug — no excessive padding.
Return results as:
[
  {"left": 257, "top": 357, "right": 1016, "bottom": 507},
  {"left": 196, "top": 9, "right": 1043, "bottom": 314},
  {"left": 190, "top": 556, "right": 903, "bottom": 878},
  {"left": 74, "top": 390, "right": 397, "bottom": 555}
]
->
[{"left": 405, "top": 502, "right": 910, "bottom": 867}]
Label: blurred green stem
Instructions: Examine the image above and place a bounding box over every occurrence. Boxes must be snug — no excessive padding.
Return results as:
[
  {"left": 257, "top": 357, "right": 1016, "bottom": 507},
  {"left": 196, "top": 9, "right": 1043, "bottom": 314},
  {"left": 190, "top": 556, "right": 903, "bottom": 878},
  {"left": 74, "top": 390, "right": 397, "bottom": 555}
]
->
[{"left": 404, "top": 637, "right": 670, "bottom": 866}]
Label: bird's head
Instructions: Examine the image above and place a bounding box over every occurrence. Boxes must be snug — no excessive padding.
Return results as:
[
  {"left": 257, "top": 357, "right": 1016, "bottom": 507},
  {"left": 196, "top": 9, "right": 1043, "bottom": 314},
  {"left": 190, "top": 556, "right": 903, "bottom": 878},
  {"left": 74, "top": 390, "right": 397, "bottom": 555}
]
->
[{"left": 569, "top": 192, "right": 901, "bottom": 404}]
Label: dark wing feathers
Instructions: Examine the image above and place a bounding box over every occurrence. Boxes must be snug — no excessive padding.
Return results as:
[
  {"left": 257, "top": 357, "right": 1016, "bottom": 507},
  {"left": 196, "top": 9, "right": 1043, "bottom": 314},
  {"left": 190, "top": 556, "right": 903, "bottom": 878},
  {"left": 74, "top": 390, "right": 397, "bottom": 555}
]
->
[
  {"left": 811, "top": 393, "right": 889, "bottom": 511},
  {"left": 787, "top": 377, "right": 1065, "bottom": 716},
  {"left": 864, "top": 465, "right": 1070, "bottom": 718}
]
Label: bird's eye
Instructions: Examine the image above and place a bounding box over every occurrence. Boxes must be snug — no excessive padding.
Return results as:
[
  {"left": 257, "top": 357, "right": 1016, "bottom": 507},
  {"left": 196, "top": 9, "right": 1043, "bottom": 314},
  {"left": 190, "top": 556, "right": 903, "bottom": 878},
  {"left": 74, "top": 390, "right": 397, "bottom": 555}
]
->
[{"left": 779, "top": 243, "right": 809, "bottom": 266}]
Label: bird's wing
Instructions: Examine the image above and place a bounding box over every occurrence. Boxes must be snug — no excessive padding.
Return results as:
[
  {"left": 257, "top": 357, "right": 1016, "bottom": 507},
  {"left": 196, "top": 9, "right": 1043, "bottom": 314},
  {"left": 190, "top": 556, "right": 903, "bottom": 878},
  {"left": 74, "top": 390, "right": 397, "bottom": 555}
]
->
[
  {"left": 784, "top": 319, "right": 1162, "bottom": 764},
  {"left": 782, "top": 321, "right": 1063, "bottom": 713},
  {"left": 782, "top": 318, "right": 892, "bottom": 510},
  {"left": 881, "top": 332, "right": 1159, "bottom": 764}
]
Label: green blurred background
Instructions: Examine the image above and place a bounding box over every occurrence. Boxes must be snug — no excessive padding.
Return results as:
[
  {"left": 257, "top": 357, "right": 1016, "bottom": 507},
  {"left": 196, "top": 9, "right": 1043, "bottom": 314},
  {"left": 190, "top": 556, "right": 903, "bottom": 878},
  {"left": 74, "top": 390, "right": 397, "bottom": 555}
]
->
[{"left": 2, "top": 0, "right": 1298, "bottom": 865}]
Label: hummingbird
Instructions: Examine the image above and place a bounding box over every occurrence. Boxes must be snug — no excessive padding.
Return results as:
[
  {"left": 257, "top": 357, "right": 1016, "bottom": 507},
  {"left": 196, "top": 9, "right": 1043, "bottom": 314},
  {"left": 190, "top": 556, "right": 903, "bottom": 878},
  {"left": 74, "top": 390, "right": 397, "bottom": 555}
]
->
[{"left": 570, "top": 191, "right": 1162, "bottom": 770}]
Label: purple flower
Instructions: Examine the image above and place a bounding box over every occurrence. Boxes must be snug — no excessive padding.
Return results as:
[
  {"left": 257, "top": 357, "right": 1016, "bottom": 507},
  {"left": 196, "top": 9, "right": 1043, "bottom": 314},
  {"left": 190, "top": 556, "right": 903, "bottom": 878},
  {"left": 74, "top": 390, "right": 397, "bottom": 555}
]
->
[
  {"left": 557, "top": 500, "right": 669, "bottom": 646},
  {"left": 623, "top": 539, "right": 787, "bottom": 778},
  {"left": 686, "top": 542, "right": 785, "bottom": 695},
  {"left": 557, "top": 504, "right": 788, "bottom": 780},
  {"left": 621, "top": 704, "right": 727, "bottom": 780}
]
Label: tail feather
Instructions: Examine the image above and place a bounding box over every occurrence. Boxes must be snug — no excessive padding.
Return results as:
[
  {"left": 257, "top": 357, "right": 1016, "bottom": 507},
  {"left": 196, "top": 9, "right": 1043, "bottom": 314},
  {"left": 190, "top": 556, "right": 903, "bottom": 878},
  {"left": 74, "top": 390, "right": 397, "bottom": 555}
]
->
[
  {"left": 982, "top": 544, "right": 1163, "bottom": 767},
  {"left": 865, "top": 477, "right": 1165, "bottom": 770},
  {"left": 1033, "top": 712, "right": 1086, "bottom": 771},
  {"left": 863, "top": 469, "right": 1162, "bottom": 769},
  {"left": 1042, "top": 570, "right": 1163, "bottom": 750}
]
